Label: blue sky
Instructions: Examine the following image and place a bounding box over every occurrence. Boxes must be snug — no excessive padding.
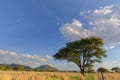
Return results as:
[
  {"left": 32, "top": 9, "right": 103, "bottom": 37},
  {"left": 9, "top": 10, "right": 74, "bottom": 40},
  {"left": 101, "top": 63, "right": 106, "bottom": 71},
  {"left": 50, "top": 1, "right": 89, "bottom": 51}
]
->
[{"left": 0, "top": 0, "right": 120, "bottom": 71}]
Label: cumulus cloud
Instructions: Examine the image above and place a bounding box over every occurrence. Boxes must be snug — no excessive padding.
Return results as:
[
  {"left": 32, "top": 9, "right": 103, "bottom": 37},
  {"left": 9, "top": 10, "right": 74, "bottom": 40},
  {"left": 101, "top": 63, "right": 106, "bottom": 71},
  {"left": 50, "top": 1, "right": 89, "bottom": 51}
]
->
[
  {"left": 60, "top": 19, "right": 88, "bottom": 40},
  {"left": 60, "top": 5, "right": 120, "bottom": 44},
  {"left": 0, "top": 50, "right": 53, "bottom": 68}
]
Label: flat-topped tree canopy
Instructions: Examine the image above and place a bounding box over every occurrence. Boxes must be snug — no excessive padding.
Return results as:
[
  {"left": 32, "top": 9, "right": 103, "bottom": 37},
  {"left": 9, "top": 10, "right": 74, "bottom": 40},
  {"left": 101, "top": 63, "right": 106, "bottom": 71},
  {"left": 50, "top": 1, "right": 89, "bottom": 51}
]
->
[{"left": 54, "top": 36, "right": 107, "bottom": 76}]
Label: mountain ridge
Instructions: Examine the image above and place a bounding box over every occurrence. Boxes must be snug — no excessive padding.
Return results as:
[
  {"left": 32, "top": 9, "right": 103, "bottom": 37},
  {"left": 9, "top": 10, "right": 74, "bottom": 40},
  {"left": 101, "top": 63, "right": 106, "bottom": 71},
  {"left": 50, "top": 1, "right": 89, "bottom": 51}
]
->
[
  {"left": 0, "top": 63, "right": 58, "bottom": 71},
  {"left": 35, "top": 64, "right": 58, "bottom": 71}
]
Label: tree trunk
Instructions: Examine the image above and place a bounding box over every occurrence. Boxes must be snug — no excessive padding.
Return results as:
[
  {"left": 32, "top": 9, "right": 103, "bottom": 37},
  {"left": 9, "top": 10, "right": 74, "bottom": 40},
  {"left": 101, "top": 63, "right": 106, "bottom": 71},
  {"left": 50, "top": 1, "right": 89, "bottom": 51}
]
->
[
  {"left": 79, "top": 66, "right": 85, "bottom": 80},
  {"left": 80, "top": 69, "right": 85, "bottom": 80},
  {"left": 81, "top": 69, "right": 85, "bottom": 76},
  {"left": 100, "top": 72, "right": 104, "bottom": 80}
]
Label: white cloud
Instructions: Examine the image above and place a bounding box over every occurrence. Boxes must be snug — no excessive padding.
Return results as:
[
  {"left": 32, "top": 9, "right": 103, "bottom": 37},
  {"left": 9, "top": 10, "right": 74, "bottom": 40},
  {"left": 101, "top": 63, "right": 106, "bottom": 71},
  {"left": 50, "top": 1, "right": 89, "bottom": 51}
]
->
[
  {"left": 9, "top": 52, "right": 17, "bottom": 56},
  {"left": 39, "top": 58, "right": 47, "bottom": 62},
  {"left": 0, "top": 50, "right": 16, "bottom": 55},
  {"left": 0, "top": 50, "right": 52, "bottom": 68},
  {"left": 105, "top": 45, "right": 116, "bottom": 50},
  {"left": 93, "top": 5, "right": 113, "bottom": 14},
  {"left": 60, "top": 5, "right": 120, "bottom": 45},
  {"left": 60, "top": 19, "right": 89, "bottom": 40},
  {"left": 46, "top": 55, "right": 53, "bottom": 59},
  {"left": 108, "top": 45, "right": 115, "bottom": 49}
]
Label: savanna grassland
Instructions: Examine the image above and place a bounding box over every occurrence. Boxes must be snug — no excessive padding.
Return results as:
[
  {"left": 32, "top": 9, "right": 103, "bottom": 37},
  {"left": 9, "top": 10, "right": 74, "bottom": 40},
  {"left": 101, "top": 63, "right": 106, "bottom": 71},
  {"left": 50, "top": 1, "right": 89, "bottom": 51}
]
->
[{"left": 0, "top": 71, "right": 120, "bottom": 80}]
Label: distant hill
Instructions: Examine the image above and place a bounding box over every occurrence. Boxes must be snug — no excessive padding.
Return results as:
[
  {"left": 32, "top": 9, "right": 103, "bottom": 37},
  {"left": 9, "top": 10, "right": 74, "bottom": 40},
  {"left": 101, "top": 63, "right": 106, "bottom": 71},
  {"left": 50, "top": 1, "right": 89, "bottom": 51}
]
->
[
  {"left": 35, "top": 65, "right": 58, "bottom": 71},
  {"left": 8, "top": 63, "right": 32, "bottom": 70},
  {"left": 0, "top": 63, "right": 58, "bottom": 71}
]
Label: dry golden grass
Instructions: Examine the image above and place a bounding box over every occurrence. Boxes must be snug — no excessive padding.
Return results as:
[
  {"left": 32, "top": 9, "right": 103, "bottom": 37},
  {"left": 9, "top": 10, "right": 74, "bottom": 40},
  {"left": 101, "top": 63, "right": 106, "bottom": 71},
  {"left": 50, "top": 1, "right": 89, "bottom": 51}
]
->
[
  {"left": 0, "top": 71, "right": 120, "bottom": 80},
  {"left": 93, "top": 73, "right": 120, "bottom": 80}
]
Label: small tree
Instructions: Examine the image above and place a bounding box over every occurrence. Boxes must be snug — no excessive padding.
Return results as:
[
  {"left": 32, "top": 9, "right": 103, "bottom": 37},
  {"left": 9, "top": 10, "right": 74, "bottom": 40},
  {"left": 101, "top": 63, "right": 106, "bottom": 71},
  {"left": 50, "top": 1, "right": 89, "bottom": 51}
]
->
[
  {"left": 97, "top": 67, "right": 110, "bottom": 73},
  {"left": 54, "top": 36, "right": 107, "bottom": 76},
  {"left": 97, "top": 67, "right": 109, "bottom": 80},
  {"left": 111, "top": 67, "right": 120, "bottom": 72}
]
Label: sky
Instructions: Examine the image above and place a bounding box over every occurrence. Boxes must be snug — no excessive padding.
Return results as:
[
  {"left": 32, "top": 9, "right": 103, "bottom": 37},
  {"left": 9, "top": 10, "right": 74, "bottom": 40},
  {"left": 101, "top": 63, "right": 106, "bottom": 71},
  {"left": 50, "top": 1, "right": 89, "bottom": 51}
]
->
[{"left": 0, "top": 0, "right": 120, "bottom": 71}]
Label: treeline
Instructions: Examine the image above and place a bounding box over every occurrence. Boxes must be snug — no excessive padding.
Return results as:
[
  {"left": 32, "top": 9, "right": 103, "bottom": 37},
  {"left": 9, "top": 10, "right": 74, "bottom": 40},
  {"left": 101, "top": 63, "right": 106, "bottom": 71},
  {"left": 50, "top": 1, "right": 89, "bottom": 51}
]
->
[
  {"left": 0, "top": 64, "right": 24, "bottom": 71},
  {"left": 0, "top": 64, "right": 120, "bottom": 73},
  {"left": 62, "top": 67, "right": 120, "bottom": 73},
  {"left": 97, "top": 67, "right": 120, "bottom": 73},
  {"left": 84, "top": 67, "right": 120, "bottom": 73},
  {"left": 0, "top": 64, "right": 58, "bottom": 72}
]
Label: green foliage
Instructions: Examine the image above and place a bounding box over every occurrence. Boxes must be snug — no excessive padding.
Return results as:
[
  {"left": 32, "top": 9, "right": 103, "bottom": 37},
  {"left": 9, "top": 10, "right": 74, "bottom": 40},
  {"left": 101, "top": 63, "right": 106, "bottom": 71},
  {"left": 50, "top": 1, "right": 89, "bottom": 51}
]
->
[
  {"left": 111, "top": 67, "right": 120, "bottom": 72},
  {"left": 0, "top": 64, "right": 7, "bottom": 70},
  {"left": 97, "top": 67, "right": 110, "bottom": 73},
  {"left": 14, "top": 65, "right": 24, "bottom": 71},
  {"left": 54, "top": 36, "right": 107, "bottom": 75}
]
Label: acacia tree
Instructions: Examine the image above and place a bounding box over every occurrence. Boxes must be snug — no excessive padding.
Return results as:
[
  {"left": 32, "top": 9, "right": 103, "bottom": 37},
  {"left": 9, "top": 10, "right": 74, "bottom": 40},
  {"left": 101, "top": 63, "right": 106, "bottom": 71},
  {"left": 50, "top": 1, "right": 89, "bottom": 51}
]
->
[
  {"left": 97, "top": 67, "right": 109, "bottom": 80},
  {"left": 97, "top": 67, "right": 110, "bottom": 73},
  {"left": 111, "top": 67, "right": 120, "bottom": 72},
  {"left": 53, "top": 36, "right": 107, "bottom": 76}
]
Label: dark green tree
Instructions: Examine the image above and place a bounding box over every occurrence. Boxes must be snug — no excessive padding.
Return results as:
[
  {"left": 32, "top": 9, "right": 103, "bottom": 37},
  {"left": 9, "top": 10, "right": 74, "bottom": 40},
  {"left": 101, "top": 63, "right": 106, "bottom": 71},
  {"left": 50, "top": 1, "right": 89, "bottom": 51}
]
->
[
  {"left": 0, "top": 64, "right": 7, "bottom": 70},
  {"left": 54, "top": 36, "right": 107, "bottom": 76},
  {"left": 14, "top": 65, "right": 24, "bottom": 71},
  {"left": 97, "top": 67, "right": 109, "bottom": 73},
  {"left": 97, "top": 67, "right": 109, "bottom": 80},
  {"left": 111, "top": 67, "right": 120, "bottom": 72}
]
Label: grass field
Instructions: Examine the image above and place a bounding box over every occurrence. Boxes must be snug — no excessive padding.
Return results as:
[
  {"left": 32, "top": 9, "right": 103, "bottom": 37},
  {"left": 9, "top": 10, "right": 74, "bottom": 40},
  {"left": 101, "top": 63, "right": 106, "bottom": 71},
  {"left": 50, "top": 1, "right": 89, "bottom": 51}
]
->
[{"left": 0, "top": 71, "right": 120, "bottom": 80}]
